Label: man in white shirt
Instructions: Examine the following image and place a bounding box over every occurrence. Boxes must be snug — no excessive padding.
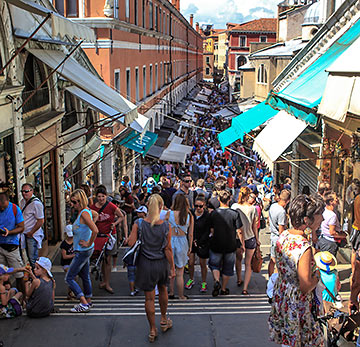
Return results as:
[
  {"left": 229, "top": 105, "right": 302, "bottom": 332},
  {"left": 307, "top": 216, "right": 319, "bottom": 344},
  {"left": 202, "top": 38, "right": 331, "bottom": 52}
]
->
[{"left": 20, "top": 183, "right": 44, "bottom": 267}]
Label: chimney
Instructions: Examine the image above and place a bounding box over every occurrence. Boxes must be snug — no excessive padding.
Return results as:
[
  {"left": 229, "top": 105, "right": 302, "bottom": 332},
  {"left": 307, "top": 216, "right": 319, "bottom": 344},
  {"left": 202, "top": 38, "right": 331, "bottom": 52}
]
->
[
  {"left": 171, "top": 0, "right": 180, "bottom": 11},
  {"left": 196, "top": 22, "right": 199, "bottom": 33},
  {"left": 190, "top": 14, "right": 194, "bottom": 27}
]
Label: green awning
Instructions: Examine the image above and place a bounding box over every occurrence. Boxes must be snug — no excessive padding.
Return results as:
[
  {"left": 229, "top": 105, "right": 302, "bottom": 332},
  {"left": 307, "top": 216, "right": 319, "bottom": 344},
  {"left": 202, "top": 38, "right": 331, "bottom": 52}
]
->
[
  {"left": 218, "top": 102, "right": 278, "bottom": 150},
  {"left": 118, "top": 131, "right": 158, "bottom": 157}
]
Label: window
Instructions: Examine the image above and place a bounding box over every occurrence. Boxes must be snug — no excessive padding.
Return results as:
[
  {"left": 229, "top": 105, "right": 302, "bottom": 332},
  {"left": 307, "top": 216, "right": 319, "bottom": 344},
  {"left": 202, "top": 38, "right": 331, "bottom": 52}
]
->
[
  {"left": 155, "top": 5, "right": 158, "bottom": 31},
  {"left": 257, "top": 64, "right": 267, "bottom": 84},
  {"left": 260, "top": 36, "right": 267, "bottom": 43},
  {"left": 22, "top": 55, "right": 49, "bottom": 113},
  {"left": 205, "top": 67, "right": 210, "bottom": 75},
  {"left": 125, "top": 0, "right": 130, "bottom": 19},
  {"left": 166, "top": 14, "right": 169, "bottom": 35},
  {"left": 160, "top": 62, "right": 163, "bottom": 87},
  {"left": 114, "top": 69, "right": 120, "bottom": 93},
  {"left": 239, "top": 36, "right": 246, "bottom": 47},
  {"left": 134, "top": 0, "right": 138, "bottom": 25},
  {"left": 149, "top": 65, "right": 153, "bottom": 94},
  {"left": 149, "top": 1, "right": 153, "bottom": 29},
  {"left": 126, "top": 68, "right": 131, "bottom": 101},
  {"left": 54, "top": 0, "right": 78, "bottom": 17},
  {"left": 114, "top": 0, "right": 119, "bottom": 18},
  {"left": 61, "top": 92, "right": 78, "bottom": 132},
  {"left": 237, "top": 55, "right": 246, "bottom": 69},
  {"left": 163, "top": 62, "right": 166, "bottom": 85},
  {"left": 206, "top": 56, "right": 210, "bottom": 64},
  {"left": 155, "top": 64, "right": 158, "bottom": 91},
  {"left": 135, "top": 67, "right": 139, "bottom": 102},
  {"left": 142, "top": 0, "right": 145, "bottom": 27},
  {"left": 163, "top": 11, "right": 165, "bottom": 34},
  {"left": 143, "top": 66, "right": 146, "bottom": 99}
]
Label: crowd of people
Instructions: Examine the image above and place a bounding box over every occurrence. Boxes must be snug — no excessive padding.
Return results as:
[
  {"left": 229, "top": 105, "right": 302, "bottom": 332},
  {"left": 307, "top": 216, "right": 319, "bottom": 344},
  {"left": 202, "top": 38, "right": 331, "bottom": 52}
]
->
[{"left": 1, "top": 84, "right": 360, "bottom": 346}]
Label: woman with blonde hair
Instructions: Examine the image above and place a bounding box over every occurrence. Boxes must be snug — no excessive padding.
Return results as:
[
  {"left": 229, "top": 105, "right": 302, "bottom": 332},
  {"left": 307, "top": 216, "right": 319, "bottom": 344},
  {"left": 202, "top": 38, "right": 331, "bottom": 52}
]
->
[
  {"left": 232, "top": 186, "right": 260, "bottom": 295},
  {"left": 128, "top": 194, "right": 175, "bottom": 343},
  {"left": 167, "top": 194, "right": 194, "bottom": 300},
  {"left": 65, "top": 189, "right": 98, "bottom": 313}
]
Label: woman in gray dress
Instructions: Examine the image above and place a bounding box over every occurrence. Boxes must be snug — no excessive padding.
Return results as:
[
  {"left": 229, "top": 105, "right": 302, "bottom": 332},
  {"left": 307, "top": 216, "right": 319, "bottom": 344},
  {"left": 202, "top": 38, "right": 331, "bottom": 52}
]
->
[{"left": 128, "top": 194, "right": 175, "bottom": 343}]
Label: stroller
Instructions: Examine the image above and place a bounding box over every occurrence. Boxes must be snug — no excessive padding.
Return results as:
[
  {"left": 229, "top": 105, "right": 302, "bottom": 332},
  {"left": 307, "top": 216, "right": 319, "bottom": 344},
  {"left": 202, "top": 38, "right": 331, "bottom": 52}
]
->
[{"left": 90, "top": 234, "right": 116, "bottom": 281}]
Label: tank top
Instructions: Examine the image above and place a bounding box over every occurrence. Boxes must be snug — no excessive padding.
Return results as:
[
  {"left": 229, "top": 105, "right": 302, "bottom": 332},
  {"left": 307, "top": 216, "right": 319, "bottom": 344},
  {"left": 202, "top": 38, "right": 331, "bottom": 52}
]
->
[
  {"left": 26, "top": 278, "right": 54, "bottom": 317},
  {"left": 140, "top": 220, "right": 169, "bottom": 260},
  {"left": 72, "top": 208, "right": 94, "bottom": 252},
  {"left": 168, "top": 211, "right": 190, "bottom": 235}
]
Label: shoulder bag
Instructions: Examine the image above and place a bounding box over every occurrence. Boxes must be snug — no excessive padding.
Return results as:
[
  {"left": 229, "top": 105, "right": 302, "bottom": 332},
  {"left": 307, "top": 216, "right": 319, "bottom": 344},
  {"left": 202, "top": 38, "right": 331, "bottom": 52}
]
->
[
  {"left": 122, "top": 219, "right": 142, "bottom": 266},
  {"left": 251, "top": 246, "right": 263, "bottom": 273}
]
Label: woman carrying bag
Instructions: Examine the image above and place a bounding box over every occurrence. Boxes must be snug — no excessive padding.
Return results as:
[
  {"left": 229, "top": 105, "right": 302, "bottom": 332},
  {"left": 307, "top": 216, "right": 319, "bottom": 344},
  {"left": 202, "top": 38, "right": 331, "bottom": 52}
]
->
[{"left": 127, "top": 194, "right": 175, "bottom": 343}]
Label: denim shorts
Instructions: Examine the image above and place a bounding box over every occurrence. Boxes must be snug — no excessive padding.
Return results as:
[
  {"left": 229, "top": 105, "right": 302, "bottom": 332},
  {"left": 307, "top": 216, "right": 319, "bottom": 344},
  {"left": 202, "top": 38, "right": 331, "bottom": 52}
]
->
[
  {"left": 245, "top": 237, "right": 257, "bottom": 250},
  {"left": 208, "top": 250, "right": 235, "bottom": 276}
]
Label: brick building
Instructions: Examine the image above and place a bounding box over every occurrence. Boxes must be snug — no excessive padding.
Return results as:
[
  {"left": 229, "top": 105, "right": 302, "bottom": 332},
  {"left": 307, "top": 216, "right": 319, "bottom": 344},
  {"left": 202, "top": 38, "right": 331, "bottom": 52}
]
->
[{"left": 54, "top": 0, "right": 203, "bottom": 191}]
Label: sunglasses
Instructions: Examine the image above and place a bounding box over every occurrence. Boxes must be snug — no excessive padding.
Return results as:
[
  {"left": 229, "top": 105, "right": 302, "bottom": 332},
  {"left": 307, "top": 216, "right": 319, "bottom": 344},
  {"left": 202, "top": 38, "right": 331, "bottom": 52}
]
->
[
  {"left": 70, "top": 199, "right": 79, "bottom": 205},
  {"left": 183, "top": 180, "right": 192, "bottom": 183},
  {"left": 195, "top": 204, "right": 204, "bottom": 208},
  {"left": 21, "top": 189, "right": 32, "bottom": 193}
]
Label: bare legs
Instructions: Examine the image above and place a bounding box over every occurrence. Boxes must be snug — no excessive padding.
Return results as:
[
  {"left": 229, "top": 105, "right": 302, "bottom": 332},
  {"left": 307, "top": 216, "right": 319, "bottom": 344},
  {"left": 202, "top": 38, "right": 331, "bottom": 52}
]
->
[
  {"left": 236, "top": 248, "right": 243, "bottom": 284},
  {"left": 199, "top": 258, "right": 207, "bottom": 283},
  {"left": 101, "top": 255, "right": 113, "bottom": 292},
  {"left": 243, "top": 248, "right": 256, "bottom": 292},
  {"left": 268, "top": 257, "right": 276, "bottom": 277},
  {"left": 211, "top": 269, "right": 230, "bottom": 291},
  {"left": 188, "top": 254, "right": 208, "bottom": 283}
]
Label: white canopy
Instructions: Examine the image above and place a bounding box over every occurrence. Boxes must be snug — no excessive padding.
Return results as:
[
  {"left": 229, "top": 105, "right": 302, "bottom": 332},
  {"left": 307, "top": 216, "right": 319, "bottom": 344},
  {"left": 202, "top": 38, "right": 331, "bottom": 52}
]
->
[
  {"left": 252, "top": 111, "right": 307, "bottom": 171},
  {"left": 191, "top": 102, "right": 210, "bottom": 109},
  {"left": 28, "top": 48, "right": 138, "bottom": 126},
  {"left": 159, "top": 137, "right": 192, "bottom": 164},
  {"left": 213, "top": 108, "right": 236, "bottom": 118},
  {"left": 6, "top": 0, "right": 96, "bottom": 42},
  {"left": 194, "top": 94, "right": 208, "bottom": 102}
]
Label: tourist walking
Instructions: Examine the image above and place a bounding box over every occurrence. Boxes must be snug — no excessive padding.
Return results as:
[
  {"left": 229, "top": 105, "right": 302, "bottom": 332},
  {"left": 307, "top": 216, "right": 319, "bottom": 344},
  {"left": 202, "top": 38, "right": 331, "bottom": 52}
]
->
[
  {"left": 65, "top": 189, "right": 98, "bottom": 313},
  {"left": 231, "top": 187, "right": 260, "bottom": 295},
  {"left": 167, "top": 194, "right": 194, "bottom": 300},
  {"left": 269, "top": 194, "right": 325, "bottom": 347},
  {"left": 128, "top": 194, "right": 175, "bottom": 343}
]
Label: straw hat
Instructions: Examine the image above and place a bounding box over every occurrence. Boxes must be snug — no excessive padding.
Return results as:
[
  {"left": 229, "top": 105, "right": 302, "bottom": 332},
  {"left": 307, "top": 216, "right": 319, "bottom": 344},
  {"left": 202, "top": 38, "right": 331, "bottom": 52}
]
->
[{"left": 314, "top": 251, "right": 337, "bottom": 273}]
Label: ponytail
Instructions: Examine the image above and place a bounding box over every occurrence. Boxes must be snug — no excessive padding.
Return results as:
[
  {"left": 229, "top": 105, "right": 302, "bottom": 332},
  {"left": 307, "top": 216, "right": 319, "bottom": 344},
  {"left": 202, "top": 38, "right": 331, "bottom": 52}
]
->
[
  {"left": 238, "top": 186, "right": 251, "bottom": 204},
  {"left": 147, "top": 194, "right": 163, "bottom": 226}
]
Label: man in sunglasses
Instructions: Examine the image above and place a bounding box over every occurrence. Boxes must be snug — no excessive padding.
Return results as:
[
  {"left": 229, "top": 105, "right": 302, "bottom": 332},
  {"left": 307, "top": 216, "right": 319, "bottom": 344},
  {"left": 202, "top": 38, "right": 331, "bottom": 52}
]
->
[
  {"left": 172, "top": 173, "right": 194, "bottom": 209},
  {"left": 19, "top": 183, "right": 44, "bottom": 268}
]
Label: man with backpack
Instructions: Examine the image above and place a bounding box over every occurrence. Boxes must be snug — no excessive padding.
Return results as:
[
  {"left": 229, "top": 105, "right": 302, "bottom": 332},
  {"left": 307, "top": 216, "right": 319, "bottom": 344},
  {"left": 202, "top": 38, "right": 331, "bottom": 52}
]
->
[
  {"left": 0, "top": 184, "right": 25, "bottom": 292},
  {"left": 19, "top": 183, "right": 44, "bottom": 268}
]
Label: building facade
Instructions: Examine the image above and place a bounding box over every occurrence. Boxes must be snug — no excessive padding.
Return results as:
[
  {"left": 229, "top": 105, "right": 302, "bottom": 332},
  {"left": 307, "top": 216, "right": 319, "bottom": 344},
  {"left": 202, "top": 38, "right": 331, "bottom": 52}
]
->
[{"left": 54, "top": 0, "right": 203, "bottom": 191}]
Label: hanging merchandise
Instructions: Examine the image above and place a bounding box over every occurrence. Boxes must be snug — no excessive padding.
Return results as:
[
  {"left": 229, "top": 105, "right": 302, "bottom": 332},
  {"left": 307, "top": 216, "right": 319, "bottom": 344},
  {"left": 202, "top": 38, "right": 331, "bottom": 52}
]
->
[{"left": 351, "top": 133, "right": 360, "bottom": 163}]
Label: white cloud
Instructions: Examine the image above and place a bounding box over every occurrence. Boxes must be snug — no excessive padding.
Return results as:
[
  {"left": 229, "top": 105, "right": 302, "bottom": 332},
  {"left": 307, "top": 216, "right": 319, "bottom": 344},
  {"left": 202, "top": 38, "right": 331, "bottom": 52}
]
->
[{"left": 181, "top": 0, "right": 280, "bottom": 28}]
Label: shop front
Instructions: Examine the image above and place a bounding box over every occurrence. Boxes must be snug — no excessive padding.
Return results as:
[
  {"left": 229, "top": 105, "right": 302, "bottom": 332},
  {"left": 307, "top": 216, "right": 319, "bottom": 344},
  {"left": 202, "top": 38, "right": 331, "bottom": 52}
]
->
[
  {"left": 0, "top": 133, "right": 16, "bottom": 200},
  {"left": 24, "top": 125, "right": 60, "bottom": 245}
]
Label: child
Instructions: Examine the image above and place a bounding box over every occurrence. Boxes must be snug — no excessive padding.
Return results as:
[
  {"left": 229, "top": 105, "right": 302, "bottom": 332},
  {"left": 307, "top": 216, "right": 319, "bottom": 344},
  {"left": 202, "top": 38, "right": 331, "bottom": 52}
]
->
[
  {"left": 0, "top": 265, "right": 24, "bottom": 319},
  {"left": 25, "top": 257, "right": 55, "bottom": 318},
  {"left": 60, "top": 225, "right": 75, "bottom": 300}
]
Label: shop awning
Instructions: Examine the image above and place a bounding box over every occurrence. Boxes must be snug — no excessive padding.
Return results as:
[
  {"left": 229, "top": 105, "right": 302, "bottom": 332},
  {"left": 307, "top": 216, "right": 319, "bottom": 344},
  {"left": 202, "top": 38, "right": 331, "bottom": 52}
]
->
[
  {"left": 83, "top": 135, "right": 102, "bottom": 168},
  {"left": 267, "top": 18, "right": 360, "bottom": 125},
  {"left": 28, "top": 49, "right": 138, "bottom": 126},
  {"left": 6, "top": 0, "right": 95, "bottom": 42},
  {"left": 159, "top": 142, "right": 193, "bottom": 164},
  {"left": 191, "top": 102, "right": 210, "bottom": 109},
  {"left": 252, "top": 111, "right": 307, "bottom": 171},
  {"left": 118, "top": 131, "right": 158, "bottom": 157},
  {"left": 213, "top": 108, "right": 236, "bottom": 119},
  {"left": 318, "top": 36, "right": 360, "bottom": 121},
  {"left": 218, "top": 101, "right": 278, "bottom": 149}
]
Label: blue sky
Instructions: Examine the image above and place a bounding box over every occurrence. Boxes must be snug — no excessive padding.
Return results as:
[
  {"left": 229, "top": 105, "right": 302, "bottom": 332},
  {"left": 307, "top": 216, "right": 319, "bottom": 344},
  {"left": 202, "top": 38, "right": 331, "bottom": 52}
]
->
[{"left": 181, "top": 0, "right": 280, "bottom": 29}]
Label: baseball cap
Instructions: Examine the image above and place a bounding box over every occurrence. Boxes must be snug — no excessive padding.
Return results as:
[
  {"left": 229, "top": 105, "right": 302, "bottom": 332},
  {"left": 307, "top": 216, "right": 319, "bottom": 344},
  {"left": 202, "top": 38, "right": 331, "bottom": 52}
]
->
[
  {"left": 0, "top": 264, "right": 14, "bottom": 275},
  {"left": 136, "top": 206, "right": 148, "bottom": 214},
  {"left": 36, "top": 257, "right": 53, "bottom": 278},
  {"left": 64, "top": 225, "right": 73, "bottom": 237}
]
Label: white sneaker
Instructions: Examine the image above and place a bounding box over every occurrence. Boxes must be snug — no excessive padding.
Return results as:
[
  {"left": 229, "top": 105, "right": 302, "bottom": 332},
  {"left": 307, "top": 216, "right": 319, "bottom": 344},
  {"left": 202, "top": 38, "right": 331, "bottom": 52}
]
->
[
  {"left": 112, "top": 267, "right": 118, "bottom": 272},
  {"left": 155, "top": 285, "right": 159, "bottom": 296},
  {"left": 70, "top": 303, "right": 90, "bottom": 313}
]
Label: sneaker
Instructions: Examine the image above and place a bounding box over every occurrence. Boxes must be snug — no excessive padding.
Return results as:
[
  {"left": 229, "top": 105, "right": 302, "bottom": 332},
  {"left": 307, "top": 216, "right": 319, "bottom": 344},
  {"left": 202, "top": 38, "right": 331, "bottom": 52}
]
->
[
  {"left": 200, "top": 282, "right": 207, "bottom": 293},
  {"left": 130, "top": 291, "right": 136, "bottom": 296},
  {"left": 70, "top": 303, "right": 90, "bottom": 313},
  {"left": 87, "top": 302, "right": 93, "bottom": 308},
  {"left": 212, "top": 281, "right": 221, "bottom": 297},
  {"left": 220, "top": 288, "right": 230, "bottom": 295},
  {"left": 185, "top": 279, "right": 195, "bottom": 290}
]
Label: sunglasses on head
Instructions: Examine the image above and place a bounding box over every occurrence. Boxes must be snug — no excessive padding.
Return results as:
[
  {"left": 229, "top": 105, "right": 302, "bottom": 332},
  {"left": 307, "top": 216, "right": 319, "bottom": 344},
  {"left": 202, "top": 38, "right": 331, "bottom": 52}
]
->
[{"left": 21, "top": 189, "right": 32, "bottom": 193}]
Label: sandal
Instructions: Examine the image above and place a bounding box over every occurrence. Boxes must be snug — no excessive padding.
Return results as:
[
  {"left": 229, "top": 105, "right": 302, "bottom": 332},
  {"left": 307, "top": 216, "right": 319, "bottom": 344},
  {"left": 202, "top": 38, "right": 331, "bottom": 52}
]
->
[
  {"left": 179, "top": 295, "right": 189, "bottom": 300},
  {"left": 148, "top": 328, "right": 158, "bottom": 343},
  {"left": 242, "top": 290, "right": 249, "bottom": 295},
  {"left": 160, "top": 318, "right": 173, "bottom": 333},
  {"left": 220, "top": 288, "right": 230, "bottom": 295},
  {"left": 237, "top": 280, "right": 243, "bottom": 287}
]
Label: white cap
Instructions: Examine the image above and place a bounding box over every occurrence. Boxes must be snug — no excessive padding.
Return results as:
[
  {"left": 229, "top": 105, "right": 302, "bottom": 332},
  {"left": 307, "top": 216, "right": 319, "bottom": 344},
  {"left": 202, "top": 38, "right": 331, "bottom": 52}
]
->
[
  {"left": 136, "top": 206, "right": 148, "bottom": 214},
  {"left": 64, "top": 225, "right": 73, "bottom": 237},
  {"left": 36, "top": 257, "right": 53, "bottom": 278}
]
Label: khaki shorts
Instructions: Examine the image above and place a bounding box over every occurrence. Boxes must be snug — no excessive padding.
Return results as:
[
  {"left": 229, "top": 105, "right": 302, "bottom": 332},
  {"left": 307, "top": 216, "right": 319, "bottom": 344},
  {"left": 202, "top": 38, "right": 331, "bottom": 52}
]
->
[{"left": 0, "top": 246, "right": 24, "bottom": 278}]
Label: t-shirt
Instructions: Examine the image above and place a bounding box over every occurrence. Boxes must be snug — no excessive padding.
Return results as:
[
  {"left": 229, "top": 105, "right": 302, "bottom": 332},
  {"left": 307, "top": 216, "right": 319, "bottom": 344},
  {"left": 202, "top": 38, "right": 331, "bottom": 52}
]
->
[
  {"left": 122, "top": 195, "right": 135, "bottom": 214},
  {"left": 0, "top": 203, "right": 24, "bottom": 245},
  {"left": 269, "top": 203, "right": 287, "bottom": 237},
  {"left": 209, "top": 207, "right": 243, "bottom": 253},
  {"left": 321, "top": 208, "right": 340, "bottom": 242},
  {"left": 172, "top": 188, "right": 194, "bottom": 209},
  {"left": 20, "top": 197, "right": 44, "bottom": 248},
  {"left": 90, "top": 202, "right": 117, "bottom": 235},
  {"left": 231, "top": 203, "right": 257, "bottom": 241},
  {"left": 263, "top": 176, "right": 273, "bottom": 191},
  {"left": 60, "top": 240, "right": 74, "bottom": 266}
]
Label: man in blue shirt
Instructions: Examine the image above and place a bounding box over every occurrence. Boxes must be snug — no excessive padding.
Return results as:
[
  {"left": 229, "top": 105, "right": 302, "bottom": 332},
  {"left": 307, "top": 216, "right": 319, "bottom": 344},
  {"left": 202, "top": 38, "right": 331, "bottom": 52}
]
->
[
  {"left": 0, "top": 185, "right": 25, "bottom": 292},
  {"left": 263, "top": 172, "right": 274, "bottom": 194}
]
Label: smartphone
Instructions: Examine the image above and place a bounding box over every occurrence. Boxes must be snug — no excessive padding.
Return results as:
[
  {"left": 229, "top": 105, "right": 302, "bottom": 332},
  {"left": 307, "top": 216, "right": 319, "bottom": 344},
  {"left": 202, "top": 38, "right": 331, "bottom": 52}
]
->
[{"left": 0, "top": 228, "right": 6, "bottom": 235}]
